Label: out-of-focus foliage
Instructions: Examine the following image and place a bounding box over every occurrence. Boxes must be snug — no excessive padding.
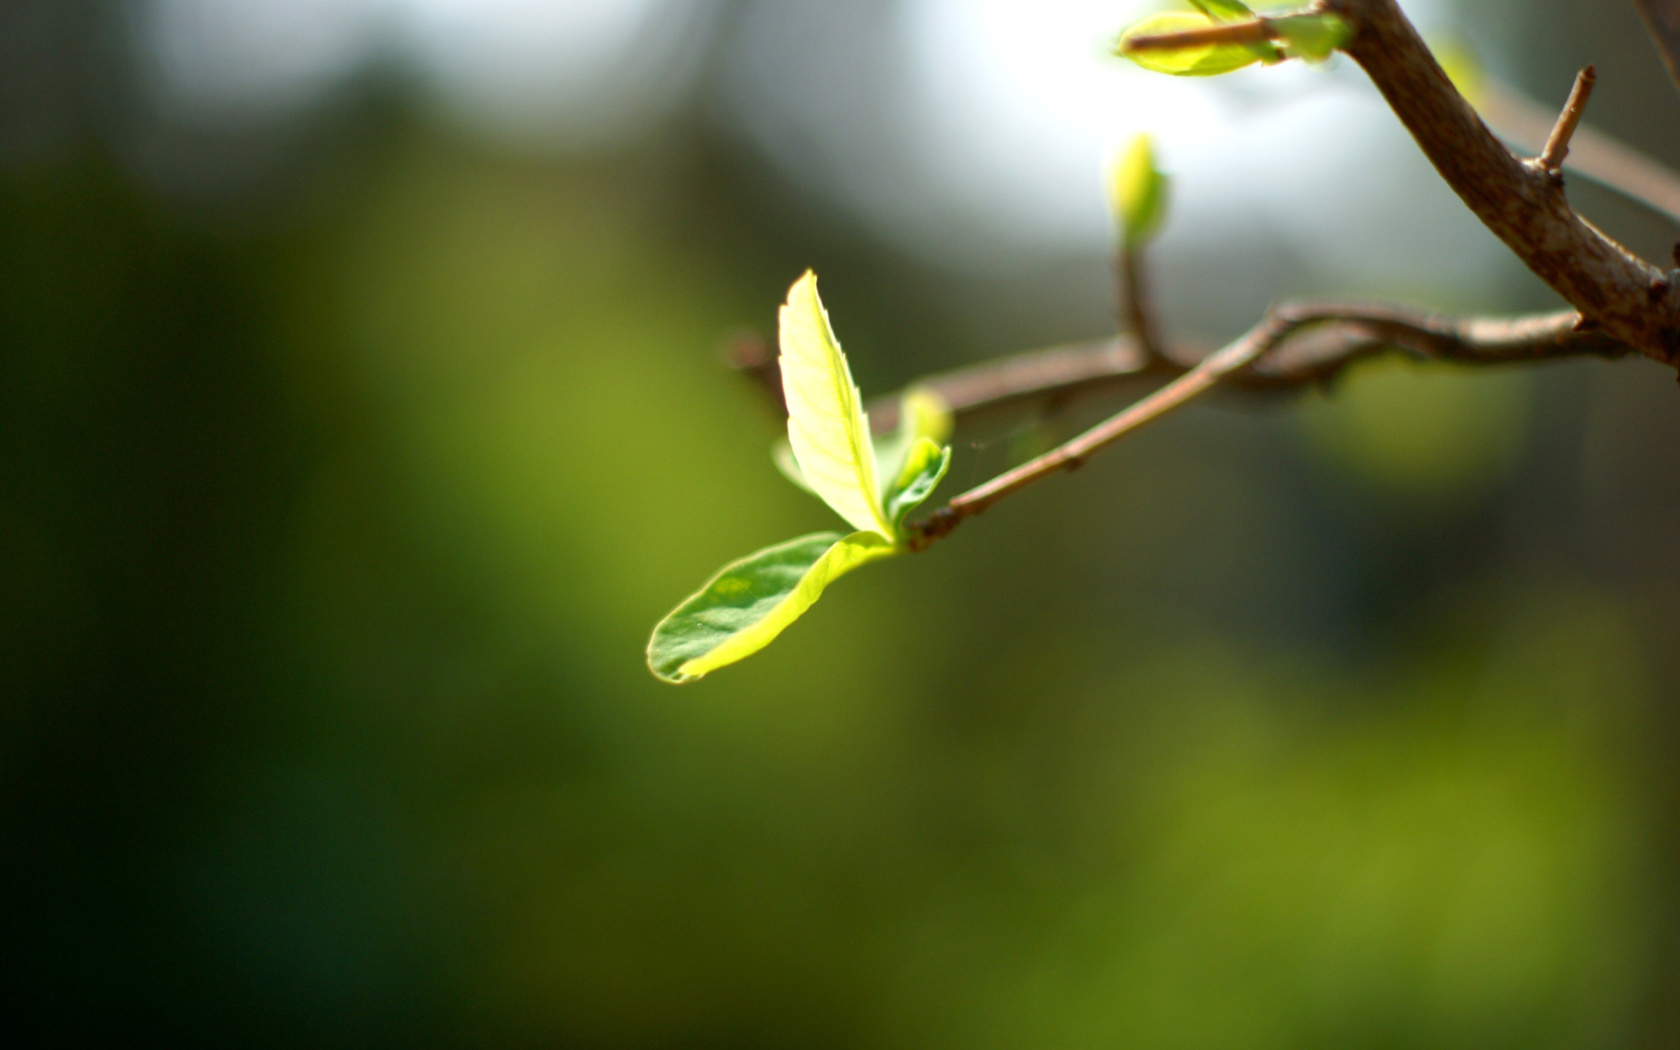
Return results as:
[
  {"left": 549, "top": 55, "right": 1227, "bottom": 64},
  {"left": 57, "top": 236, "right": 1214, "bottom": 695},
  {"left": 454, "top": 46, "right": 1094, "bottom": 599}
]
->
[
  {"left": 1111, "top": 133, "right": 1170, "bottom": 248},
  {"left": 2, "top": 0, "right": 1680, "bottom": 1046}
]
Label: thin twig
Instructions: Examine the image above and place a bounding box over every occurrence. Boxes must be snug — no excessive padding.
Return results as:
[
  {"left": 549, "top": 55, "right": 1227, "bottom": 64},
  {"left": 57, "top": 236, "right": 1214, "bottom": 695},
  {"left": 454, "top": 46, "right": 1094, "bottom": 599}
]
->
[
  {"left": 722, "top": 330, "right": 785, "bottom": 414},
  {"left": 946, "top": 319, "right": 1282, "bottom": 509},
  {"left": 899, "top": 298, "right": 1633, "bottom": 551},
  {"left": 1538, "top": 66, "right": 1596, "bottom": 173},
  {"left": 905, "top": 313, "right": 1295, "bottom": 550},
  {"left": 1246, "top": 302, "right": 1626, "bottom": 379},
  {"left": 1478, "top": 77, "right": 1680, "bottom": 227},
  {"left": 1122, "top": 20, "right": 1273, "bottom": 53},
  {"left": 1119, "top": 243, "right": 1164, "bottom": 362},
  {"left": 883, "top": 335, "right": 1161, "bottom": 429},
  {"left": 729, "top": 302, "right": 1628, "bottom": 436},
  {"left": 861, "top": 304, "right": 1620, "bottom": 430}
]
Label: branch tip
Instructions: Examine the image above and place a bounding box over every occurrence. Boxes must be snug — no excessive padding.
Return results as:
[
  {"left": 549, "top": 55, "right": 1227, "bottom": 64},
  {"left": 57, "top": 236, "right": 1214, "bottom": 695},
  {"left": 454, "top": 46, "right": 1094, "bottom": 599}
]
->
[{"left": 1539, "top": 65, "right": 1597, "bottom": 173}]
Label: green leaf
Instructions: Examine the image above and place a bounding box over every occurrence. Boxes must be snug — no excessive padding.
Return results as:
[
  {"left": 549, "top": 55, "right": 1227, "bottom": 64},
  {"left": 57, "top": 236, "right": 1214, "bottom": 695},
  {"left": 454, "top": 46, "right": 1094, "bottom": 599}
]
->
[
  {"left": 1118, "top": 12, "right": 1264, "bottom": 77},
  {"left": 872, "top": 386, "right": 953, "bottom": 497},
  {"left": 1188, "top": 0, "right": 1281, "bottom": 62},
  {"left": 1270, "top": 13, "right": 1352, "bottom": 62},
  {"left": 647, "top": 531, "right": 897, "bottom": 683},
  {"left": 772, "top": 438, "right": 816, "bottom": 495},
  {"left": 778, "top": 271, "right": 893, "bottom": 539},
  {"left": 1188, "top": 0, "right": 1253, "bottom": 19},
  {"left": 1109, "top": 133, "right": 1169, "bottom": 248},
  {"left": 884, "top": 438, "right": 952, "bottom": 529},
  {"left": 774, "top": 385, "right": 952, "bottom": 512}
]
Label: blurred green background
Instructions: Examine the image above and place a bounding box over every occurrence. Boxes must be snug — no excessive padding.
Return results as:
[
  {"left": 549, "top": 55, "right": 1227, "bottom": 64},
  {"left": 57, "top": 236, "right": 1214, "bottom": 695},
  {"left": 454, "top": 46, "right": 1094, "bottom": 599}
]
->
[{"left": 4, "top": 0, "right": 1680, "bottom": 1044}]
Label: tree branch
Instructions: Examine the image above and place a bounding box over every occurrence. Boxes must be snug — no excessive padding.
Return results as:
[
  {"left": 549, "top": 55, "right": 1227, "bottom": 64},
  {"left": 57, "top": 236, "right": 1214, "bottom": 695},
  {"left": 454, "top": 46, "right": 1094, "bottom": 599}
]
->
[
  {"left": 1329, "top": 0, "right": 1680, "bottom": 367},
  {"left": 861, "top": 304, "right": 1623, "bottom": 432},
  {"left": 730, "top": 301, "right": 1629, "bottom": 437},
  {"left": 906, "top": 314, "right": 1291, "bottom": 550},
  {"left": 723, "top": 0, "right": 1666, "bottom": 557},
  {"left": 901, "top": 302, "right": 1629, "bottom": 551}
]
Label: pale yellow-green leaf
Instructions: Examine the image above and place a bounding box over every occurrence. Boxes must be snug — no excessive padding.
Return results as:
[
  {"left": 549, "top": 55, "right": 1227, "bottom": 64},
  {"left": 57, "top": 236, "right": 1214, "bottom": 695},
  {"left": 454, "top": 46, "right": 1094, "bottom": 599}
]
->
[
  {"left": 775, "top": 385, "right": 953, "bottom": 511},
  {"left": 646, "top": 531, "right": 897, "bottom": 683},
  {"left": 1189, "top": 0, "right": 1281, "bottom": 62},
  {"left": 772, "top": 438, "right": 816, "bottom": 495},
  {"left": 1188, "top": 0, "right": 1253, "bottom": 20},
  {"left": 883, "top": 438, "right": 951, "bottom": 529},
  {"left": 778, "top": 271, "right": 893, "bottom": 539},
  {"left": 872, "top": 386, "right": 953, "bottom": 499},
  {"left": 1118, "top": 12, "right": 1263, "bottom": 77}
]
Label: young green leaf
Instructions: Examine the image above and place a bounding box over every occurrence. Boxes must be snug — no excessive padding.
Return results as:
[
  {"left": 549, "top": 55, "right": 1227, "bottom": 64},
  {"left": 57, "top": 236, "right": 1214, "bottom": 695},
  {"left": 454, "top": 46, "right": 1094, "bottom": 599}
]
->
[
  {"left": 647, "top": 531, "right": 897, "bottom": 683},
  {"left": 1118, "top": 12, "right": 1264, "bottom": 77},
  {"left": 1188, "top": 0, "right": 1253, "bottom": 19},
  {"left": 779, "top": 271, "right": 893, "bottom": 539},
  {"left": 1188, "top": 0, "right": 1281, "bottom": 62},
  {"left": 1109, "top": 133, "right": 1169, "bottom": 248},
  {"left": 1270, "top": 13, "right": 1352, "bottom": 63},
  {"left": 774, "top": 385, "right": 953, "bottom": 513},
  {"left": 871, "top": 386, "right": 953, "bottom": 498},
  {"left": 883, "top": 438, "right": 952, "bottom": 529}
]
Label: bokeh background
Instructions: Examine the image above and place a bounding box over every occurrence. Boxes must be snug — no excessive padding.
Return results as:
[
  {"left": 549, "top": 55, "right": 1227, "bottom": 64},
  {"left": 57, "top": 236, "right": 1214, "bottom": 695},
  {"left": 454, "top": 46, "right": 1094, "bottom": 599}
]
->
[{"left": 5, "top": 0, "right": 1680, "bottom": 1044}]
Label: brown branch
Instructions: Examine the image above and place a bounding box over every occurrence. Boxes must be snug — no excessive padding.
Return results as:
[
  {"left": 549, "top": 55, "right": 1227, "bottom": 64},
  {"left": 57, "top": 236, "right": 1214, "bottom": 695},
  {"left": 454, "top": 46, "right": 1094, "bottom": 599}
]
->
[
  {"left": 1538, "top": 66, "right": 1596, "bottom": 174},
  {"left": 1246, "top": 304, "right": 1628, "bottom": 382},
  {"left": 1329, "top": 0, "right": 1680, "bottom": 367},
  {"left": 872, "top": 335, "right": 1161, "bottom": 433},
  {"left": 907, "top": 315, "right": 1291, "bottom": 550},
  {"left": 901, "top": 302, "right": 1629, "bottom": 551},
  {"left": 730, "top": 301, "right": 1628, "bottom": 436},
  {"left": 870, "top": 304, "right": 1622, "bottom": 427}
]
